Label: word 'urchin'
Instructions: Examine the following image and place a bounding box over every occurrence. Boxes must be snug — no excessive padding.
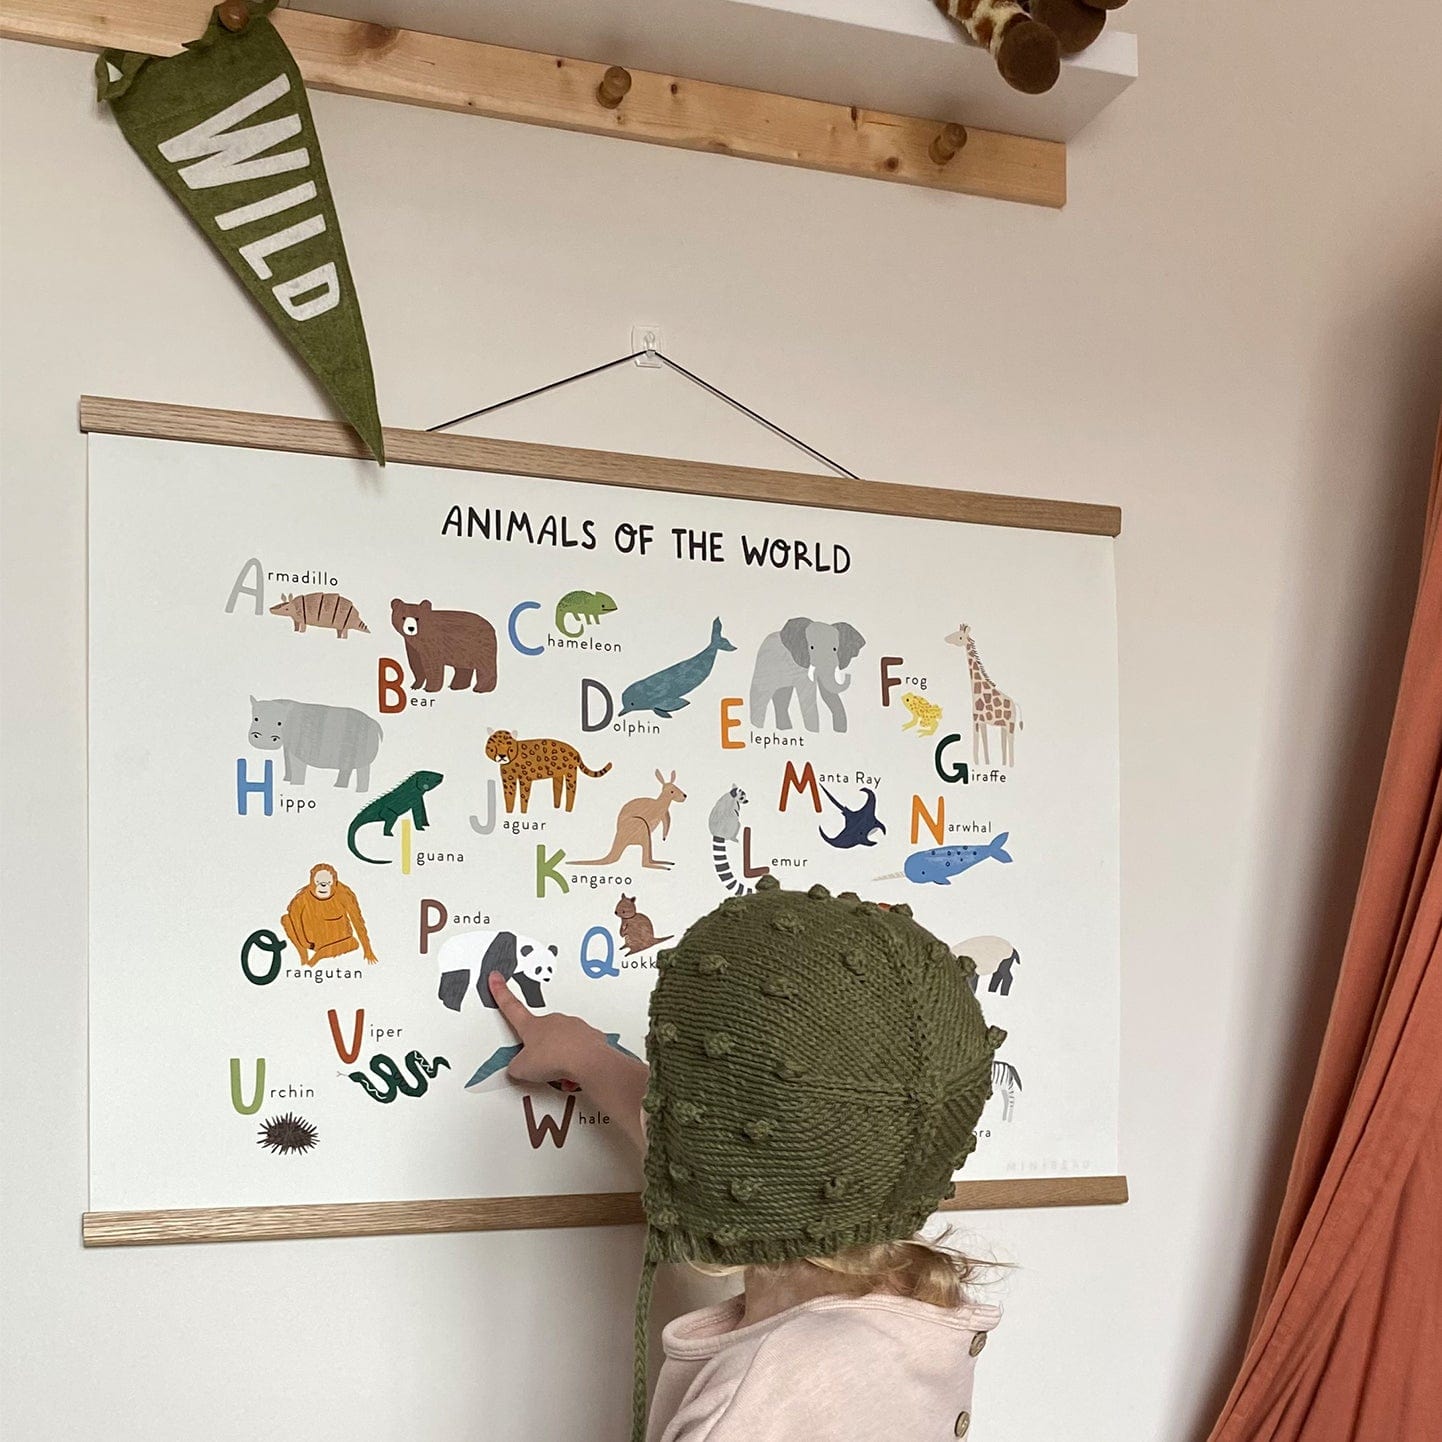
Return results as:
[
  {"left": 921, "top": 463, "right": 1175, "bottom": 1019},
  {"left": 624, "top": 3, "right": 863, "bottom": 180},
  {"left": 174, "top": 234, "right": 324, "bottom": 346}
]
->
[{"left": 257, "top": 1112, "right": 319, "bottom": 1155}]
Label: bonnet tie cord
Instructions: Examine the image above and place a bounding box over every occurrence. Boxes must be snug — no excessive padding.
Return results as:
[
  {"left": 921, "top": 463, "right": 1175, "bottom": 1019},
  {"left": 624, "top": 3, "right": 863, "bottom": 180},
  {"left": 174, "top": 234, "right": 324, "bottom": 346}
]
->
[{"left": 631, "top": 1240, "right": 660, "bottom": 1442}]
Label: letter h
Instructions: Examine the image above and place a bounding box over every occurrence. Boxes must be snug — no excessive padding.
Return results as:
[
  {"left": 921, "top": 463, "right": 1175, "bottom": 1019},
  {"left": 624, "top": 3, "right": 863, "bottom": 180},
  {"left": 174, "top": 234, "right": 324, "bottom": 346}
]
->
[{"left": 237, "top": 758, "right": 274, "bottom": 816}]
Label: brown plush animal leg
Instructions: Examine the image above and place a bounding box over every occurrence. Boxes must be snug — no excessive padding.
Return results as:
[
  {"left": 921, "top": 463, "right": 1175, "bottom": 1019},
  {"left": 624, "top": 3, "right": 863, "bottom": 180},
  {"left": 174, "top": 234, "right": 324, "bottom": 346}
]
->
[
  {"left": 934, "top": 1, "right": 1060, "bottom": 95},
  {"left": 996, "top": 15, "right": 1060, "bottom": 92},
  {"left": 1028, "top": 0, "right": 1105, "bottom": 55}
]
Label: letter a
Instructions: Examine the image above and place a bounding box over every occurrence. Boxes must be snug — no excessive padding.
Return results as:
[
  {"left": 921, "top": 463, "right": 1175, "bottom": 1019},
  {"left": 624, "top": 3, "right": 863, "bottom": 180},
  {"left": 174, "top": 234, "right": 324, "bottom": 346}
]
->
[
  {"left": 226, "top": 557, "right": 265, "bottom": 615},
  {"left": 327, "top": 1009, "right": 364, "bottom": 1064},
  {"left": 230, "top": 1057, "right": 266, "bottom": 1115}
]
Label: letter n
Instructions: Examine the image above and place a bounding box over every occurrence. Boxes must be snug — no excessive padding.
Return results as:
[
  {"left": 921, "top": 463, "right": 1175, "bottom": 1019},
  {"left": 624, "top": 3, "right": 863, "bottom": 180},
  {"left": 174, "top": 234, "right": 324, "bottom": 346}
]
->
[
  {"left": 523, "top": 1094, "right": 577, "bottom": 1149},
  {"left": 237, "top": 759, "right": 274, "bottom": 816},
  {"left": 327, "top": 1009, "right": 364, "bottom": 1064},
  {"left": 378, "top": 658, "right": 406, "bottom": 714},
  {"left": 230, "top": 1057, "right": 266, "bottom": 1115},
  {"left": 912, "top": 795, "right": 945, "bottom": 845}
]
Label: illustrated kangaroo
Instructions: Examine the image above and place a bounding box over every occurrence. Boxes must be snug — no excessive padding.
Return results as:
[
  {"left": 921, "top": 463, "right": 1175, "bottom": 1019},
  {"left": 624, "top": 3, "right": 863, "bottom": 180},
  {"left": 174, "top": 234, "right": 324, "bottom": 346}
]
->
[{"left": 573, "top": 770, "right": 686, "bottom": 869}]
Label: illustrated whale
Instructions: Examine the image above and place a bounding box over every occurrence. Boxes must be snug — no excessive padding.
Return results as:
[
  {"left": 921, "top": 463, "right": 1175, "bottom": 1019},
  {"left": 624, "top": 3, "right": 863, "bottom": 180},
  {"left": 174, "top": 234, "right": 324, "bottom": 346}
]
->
[
  {"left": 875, "top": 832, "right": 1013, "bottom": 886},
  {"left": 619, "top": 617, "right": 735, "bottom": 718}
]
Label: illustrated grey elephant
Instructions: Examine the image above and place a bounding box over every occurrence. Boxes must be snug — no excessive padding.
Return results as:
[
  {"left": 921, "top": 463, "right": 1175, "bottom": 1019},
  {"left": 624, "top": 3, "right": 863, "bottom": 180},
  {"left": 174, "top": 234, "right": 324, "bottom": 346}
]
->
[{"left": 749, "top": 618, "right": 866, "bottom": 733}]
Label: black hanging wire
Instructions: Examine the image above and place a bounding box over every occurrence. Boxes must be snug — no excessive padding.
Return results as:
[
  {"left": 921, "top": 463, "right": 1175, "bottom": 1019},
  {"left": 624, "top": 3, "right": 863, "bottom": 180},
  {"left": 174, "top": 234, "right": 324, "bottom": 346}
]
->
[{"left": 427, "top": 349, "right": 859, "bottom": 481}]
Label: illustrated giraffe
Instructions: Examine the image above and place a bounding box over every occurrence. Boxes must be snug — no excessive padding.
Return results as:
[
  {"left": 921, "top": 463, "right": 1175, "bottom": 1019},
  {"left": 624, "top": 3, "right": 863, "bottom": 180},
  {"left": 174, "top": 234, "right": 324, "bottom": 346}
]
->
[{"left": 944, "top": 623, "right": 1022, "bottom": 766}]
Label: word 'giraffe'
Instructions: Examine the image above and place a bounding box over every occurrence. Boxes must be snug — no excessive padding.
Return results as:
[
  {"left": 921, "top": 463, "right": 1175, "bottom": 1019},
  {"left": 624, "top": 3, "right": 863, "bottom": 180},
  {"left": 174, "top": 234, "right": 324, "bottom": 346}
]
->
[{"left": 945, "top": 623, "right": 1022, "bottom": 766}]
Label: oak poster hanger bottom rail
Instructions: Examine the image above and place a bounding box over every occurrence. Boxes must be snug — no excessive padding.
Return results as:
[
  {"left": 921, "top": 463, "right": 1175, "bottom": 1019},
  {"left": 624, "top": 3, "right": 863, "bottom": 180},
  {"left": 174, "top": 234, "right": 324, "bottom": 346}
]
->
[
  {"left": 77, "top": 397, "right": 1122, "bottom": 537},
  {"left": 83, "top": 1176, "right": 1129, "bottom": 1247}
]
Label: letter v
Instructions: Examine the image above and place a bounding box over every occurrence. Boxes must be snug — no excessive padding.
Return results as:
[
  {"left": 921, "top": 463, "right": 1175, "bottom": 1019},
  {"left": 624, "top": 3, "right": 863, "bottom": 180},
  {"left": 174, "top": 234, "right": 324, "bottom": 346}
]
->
[{"left": 327, "top": 1008, "right": 365, "bottom": 1064}]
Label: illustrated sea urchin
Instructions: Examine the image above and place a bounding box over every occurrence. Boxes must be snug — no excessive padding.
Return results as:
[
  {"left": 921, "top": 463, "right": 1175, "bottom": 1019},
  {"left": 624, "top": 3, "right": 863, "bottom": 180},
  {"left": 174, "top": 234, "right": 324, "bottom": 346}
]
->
[{"left": 257, "top": 1112, "right": 319, "bottom": 1155}]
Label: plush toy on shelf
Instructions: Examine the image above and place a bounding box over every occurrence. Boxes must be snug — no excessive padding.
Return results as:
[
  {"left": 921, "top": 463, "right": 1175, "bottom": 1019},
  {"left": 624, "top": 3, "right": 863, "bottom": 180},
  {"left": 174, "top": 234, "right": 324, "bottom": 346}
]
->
[
  {"left": 1028, "top": 0, "right": 1129, "bottom": 55},
  {"left": 932, "top": 0, "right": 1129, "bottom": 94}
]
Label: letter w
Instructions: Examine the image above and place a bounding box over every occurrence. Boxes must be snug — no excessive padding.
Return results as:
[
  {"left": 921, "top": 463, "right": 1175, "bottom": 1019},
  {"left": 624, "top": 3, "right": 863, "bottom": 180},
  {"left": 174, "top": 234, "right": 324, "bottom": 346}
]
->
[
  {"left": 158, "top": 75, "right": 309, "bottom": 191},
  {"left": 523, "top": 1094, "right": 576, "bottom": 1149}
]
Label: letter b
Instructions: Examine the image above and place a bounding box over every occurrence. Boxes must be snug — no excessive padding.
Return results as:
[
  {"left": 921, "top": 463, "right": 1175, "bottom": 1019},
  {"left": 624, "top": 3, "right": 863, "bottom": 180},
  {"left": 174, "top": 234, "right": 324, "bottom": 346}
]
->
[{"left": 378, "top": 658, "right": 406, "bottom": 714}]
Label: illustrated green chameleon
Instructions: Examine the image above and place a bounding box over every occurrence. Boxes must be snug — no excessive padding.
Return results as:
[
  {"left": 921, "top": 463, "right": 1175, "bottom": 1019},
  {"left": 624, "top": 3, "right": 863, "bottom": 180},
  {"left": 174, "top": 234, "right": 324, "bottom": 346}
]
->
[
  {"left": 347, "top": 770, "right": 444, "bottom": 864},
  {"left": 554, "top": 589, "right": 618, "bottom": 638}
]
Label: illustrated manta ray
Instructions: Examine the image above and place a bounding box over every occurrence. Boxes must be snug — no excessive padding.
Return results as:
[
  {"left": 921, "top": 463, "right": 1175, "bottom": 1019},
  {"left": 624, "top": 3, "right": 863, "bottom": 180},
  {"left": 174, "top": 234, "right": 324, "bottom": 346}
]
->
[{"left": 819, "top": 785, "right": 885, "bottom": 849}]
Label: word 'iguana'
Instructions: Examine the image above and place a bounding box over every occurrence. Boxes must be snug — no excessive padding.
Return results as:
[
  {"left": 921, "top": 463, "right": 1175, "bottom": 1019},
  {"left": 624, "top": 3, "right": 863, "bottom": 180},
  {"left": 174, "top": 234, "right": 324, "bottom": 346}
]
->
[{"left": 348, "top": 771, "right": 444, "bottom": 864}]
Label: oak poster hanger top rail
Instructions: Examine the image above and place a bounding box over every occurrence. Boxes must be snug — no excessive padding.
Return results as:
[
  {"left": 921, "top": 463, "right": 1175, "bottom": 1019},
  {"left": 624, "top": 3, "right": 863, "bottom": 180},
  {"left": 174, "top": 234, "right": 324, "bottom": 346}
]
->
[{"left": 78, "top": 396, "right": 1122, "bottom": 537}]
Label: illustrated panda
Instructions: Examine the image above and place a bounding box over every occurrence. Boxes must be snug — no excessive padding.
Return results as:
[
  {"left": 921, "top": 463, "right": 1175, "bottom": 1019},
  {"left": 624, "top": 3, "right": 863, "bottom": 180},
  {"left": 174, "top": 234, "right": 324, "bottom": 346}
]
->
[{"left": 435, "top": 930, "right": 559, "bottom": 1012}]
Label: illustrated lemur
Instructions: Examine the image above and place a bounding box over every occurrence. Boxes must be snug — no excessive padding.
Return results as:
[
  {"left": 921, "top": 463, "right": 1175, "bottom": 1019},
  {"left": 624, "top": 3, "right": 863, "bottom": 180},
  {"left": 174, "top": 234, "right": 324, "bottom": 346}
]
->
[{"left": 707, "top": 785, "right": 749, "bottom": 896}]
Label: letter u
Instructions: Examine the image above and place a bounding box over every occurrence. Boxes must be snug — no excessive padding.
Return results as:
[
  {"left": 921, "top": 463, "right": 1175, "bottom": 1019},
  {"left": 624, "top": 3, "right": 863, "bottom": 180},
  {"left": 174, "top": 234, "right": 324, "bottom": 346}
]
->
[{"left": 230, "top": 1057, "right": 266, "bottom": 1115}]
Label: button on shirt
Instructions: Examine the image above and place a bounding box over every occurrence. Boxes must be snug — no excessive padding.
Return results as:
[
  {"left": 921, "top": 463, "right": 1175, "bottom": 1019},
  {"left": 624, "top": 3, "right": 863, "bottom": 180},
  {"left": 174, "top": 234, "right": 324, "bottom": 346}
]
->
[{"left": 647, "top": 1292, "right": 1001, "bottom": 1441}]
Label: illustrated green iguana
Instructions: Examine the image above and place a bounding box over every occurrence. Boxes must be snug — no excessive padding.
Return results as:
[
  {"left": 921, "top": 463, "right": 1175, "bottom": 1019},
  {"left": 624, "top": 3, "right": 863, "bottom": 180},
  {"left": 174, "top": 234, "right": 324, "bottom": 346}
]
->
[
  {"left": 348, "top": 771, "right": 444, "bottom": 864},
  {"left": 555, "top": 589, "right": 618, "bottom": 638}
]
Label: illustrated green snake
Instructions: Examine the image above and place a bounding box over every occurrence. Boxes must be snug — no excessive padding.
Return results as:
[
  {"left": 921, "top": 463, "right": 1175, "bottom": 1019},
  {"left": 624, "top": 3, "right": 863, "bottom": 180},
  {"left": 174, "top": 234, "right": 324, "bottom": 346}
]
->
[{"left": 347, "top": 1050, "right": 449, "bottom": 1103}]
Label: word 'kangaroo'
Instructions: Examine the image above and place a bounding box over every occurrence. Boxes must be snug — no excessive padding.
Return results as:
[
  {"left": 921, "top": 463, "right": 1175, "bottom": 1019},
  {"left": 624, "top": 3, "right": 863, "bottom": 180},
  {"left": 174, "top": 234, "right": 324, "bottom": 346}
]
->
[{"left": 573, "top": 770, "right": 686, "bottom": 868}]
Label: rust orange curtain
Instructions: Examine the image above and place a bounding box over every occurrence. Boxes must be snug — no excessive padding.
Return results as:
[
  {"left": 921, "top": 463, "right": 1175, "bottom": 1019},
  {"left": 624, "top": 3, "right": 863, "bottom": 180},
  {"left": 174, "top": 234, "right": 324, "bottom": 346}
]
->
[{"left": 1208, "top": 416, "right": 1442, "bottom": 1441}]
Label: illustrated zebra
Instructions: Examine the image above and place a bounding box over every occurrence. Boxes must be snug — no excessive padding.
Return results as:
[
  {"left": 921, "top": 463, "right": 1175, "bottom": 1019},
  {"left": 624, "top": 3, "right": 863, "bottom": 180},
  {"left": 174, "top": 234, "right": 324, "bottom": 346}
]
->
[{"left": 990, "top": 1060, "right": 1023, "bottom": 1122}]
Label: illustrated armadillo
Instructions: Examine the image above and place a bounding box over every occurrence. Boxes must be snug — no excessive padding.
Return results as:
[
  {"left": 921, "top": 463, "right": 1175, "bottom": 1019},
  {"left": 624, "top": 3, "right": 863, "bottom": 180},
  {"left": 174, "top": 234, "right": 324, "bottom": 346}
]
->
[{"left": 268, "top": 592, "right": 370, "bottom": 639}]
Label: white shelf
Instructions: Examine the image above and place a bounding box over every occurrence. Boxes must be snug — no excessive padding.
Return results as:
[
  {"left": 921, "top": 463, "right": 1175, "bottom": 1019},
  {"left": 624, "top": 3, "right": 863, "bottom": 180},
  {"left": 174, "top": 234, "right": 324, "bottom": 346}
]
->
[{"left": 295, "top": 0, "right": 1137, "bottom": 143}]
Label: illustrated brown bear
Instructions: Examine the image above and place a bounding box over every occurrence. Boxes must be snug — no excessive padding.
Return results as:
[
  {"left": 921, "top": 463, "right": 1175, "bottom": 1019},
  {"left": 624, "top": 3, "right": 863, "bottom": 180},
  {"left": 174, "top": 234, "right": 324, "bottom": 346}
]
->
[{"left": 390, "top": 598, "right": 498, "bottom": 694}]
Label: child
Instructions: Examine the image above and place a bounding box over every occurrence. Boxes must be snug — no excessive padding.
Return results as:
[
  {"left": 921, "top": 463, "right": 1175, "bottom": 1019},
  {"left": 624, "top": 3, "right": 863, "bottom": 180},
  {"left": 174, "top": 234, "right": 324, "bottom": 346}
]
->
[{"left": 488, "top": 877, "right": 1006, "bottom": 1441}]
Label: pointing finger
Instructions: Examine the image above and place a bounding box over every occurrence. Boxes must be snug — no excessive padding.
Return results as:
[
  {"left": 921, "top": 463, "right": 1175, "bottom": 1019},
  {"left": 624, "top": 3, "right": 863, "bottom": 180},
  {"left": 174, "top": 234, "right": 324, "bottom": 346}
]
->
[{"left": 488, "top": 971, "right": 533, "bottom": 1039}]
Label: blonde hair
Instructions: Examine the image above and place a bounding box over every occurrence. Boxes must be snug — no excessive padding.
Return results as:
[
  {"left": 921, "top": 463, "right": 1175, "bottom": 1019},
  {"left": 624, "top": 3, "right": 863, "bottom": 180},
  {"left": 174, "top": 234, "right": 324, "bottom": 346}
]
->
[{"left": 693, "top": 1229, "right": 988, "bottom": 1310}]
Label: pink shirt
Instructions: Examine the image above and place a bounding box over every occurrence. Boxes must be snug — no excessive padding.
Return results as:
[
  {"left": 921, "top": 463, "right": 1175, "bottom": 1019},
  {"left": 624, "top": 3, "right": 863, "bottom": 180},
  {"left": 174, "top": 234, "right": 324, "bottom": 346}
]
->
[{"left": 647, "top": 1292, "right": 1001, "bottom": 1441}]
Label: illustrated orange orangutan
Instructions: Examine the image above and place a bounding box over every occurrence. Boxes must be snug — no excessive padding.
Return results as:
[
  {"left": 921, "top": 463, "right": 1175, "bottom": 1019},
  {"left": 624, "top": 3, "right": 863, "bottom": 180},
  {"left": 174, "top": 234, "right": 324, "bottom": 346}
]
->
[{"left": 282, "top": 863, "right": 377, "bottom": 966}]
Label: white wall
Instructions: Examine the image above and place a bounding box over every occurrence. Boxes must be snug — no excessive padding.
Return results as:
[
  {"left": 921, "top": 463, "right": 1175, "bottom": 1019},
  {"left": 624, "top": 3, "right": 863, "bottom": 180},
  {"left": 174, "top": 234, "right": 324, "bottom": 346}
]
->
[{"left": 3, "top": 7, "right": 1441, "bottom": 1439}]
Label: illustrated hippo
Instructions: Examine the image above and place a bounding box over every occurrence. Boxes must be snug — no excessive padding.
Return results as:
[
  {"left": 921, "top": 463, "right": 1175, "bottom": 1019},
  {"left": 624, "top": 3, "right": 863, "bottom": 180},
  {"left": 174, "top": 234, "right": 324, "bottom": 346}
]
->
[{"left": 248, "top": 696, "right": 383, "bottom": 792}]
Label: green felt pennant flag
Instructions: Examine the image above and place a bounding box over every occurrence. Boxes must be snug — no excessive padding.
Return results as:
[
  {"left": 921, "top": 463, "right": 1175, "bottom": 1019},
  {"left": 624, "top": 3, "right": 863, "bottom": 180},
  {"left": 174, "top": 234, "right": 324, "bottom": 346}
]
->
[{"left": 97, "top": 0, "right": 384, "bottom": 463}]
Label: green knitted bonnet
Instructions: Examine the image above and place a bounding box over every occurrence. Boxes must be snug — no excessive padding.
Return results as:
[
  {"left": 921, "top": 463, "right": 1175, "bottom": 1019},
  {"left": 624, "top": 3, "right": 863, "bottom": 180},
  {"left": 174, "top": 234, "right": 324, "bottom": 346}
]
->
[{"left": 629, "top": 878, "right": 1005, "bottom": 1440}]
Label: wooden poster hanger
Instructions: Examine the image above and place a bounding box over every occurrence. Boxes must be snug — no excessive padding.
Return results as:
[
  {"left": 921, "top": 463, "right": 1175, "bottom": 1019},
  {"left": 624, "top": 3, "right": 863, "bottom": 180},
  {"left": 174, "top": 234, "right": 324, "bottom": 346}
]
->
[{"left": 79, "top": 395, "right": 1125, "bottom": 1247}]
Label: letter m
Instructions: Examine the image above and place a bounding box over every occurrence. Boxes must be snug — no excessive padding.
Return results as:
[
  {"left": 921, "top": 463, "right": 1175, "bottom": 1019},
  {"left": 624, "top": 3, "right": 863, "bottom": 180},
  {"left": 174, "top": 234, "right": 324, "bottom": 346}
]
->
[
  {"left": 158, "top": 75, "right": 309, "bottom": 191},
  {"left": 778, "top": 761, "right": 820, "bottom": 813}
]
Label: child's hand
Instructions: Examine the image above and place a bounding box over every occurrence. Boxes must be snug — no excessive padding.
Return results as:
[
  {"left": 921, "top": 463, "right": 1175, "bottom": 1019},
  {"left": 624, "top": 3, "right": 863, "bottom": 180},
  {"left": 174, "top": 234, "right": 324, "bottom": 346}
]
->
[
  {"left": 485, "top": 971, "right": 650, "bottom": 1155},
  {"left": 486, "top": 971, "right": 608, "bottom": 1087}
]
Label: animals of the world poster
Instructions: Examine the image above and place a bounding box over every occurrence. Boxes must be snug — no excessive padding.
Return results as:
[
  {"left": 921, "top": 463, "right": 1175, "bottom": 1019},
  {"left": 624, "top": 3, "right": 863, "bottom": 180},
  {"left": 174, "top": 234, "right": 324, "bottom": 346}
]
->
[{"left": 87, "top": 431, "right": 1120, "bottom": 1214}]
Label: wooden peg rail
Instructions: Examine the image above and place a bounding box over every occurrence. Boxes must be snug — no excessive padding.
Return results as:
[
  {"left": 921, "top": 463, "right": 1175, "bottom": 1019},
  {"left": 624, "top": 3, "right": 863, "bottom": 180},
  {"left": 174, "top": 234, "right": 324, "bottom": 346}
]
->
[{"left": 0, "top": 0, "right": 1066, "bottom": 208}]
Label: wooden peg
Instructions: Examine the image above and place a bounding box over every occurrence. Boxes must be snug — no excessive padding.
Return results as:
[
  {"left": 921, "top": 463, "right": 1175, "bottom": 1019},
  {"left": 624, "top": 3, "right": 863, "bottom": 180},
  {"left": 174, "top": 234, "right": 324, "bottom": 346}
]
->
[
  {"left": 929, "top": 123, "right": 969, "bottom": 166},
  {"left": 596, "top": 66, "right": 633, "bottom": 110},
  {"left": 217, "top": 0, "right": 250, "bottom": 33}
]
